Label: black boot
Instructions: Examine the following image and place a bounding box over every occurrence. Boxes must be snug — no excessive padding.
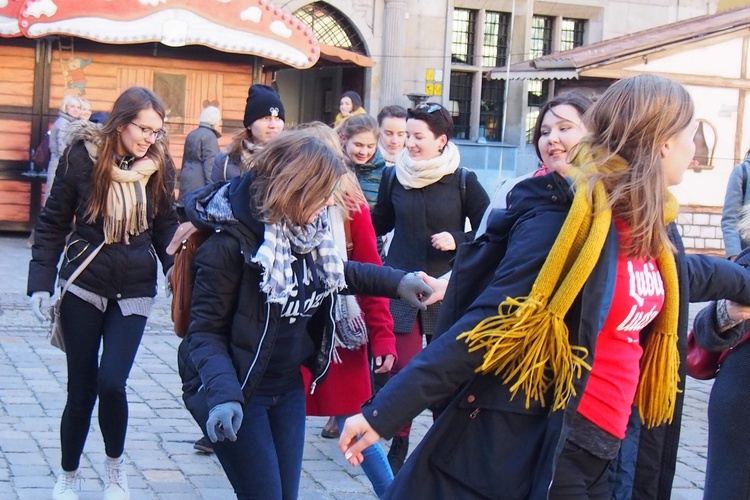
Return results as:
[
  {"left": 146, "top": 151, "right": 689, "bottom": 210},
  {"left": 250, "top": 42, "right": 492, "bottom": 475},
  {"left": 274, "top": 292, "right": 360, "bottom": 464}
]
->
[
  {"left": 193, "top": 436, "right": 214, "bottom": 454},
  {"left": 387, "top": 435, "right": 409, "bottom": 475}
]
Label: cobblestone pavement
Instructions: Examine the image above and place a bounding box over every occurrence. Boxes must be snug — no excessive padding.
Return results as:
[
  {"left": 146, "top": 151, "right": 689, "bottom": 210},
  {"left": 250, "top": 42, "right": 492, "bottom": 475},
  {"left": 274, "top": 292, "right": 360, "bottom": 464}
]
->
[{"left": 0, "top": 234, "right": 709, "bottom": 499}]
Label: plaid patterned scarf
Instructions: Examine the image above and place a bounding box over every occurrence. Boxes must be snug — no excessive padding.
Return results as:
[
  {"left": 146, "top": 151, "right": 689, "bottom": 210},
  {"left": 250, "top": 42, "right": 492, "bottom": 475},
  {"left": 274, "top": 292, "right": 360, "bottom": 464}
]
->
[{"left": 252, "top": 210, "right": 346, "bottom": 304}]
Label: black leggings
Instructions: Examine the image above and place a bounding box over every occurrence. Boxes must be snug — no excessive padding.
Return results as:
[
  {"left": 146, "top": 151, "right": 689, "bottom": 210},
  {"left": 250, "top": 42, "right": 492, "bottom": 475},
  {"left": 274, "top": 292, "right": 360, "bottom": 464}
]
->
[{"left": 59, "top": 293, "right": 147, "bottom": 471}]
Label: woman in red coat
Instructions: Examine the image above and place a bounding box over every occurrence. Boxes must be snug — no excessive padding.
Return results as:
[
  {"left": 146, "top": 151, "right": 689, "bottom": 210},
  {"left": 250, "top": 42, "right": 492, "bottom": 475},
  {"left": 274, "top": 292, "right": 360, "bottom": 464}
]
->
[{"left": 300, "top": 125, "right": 397, "bottom": 497}]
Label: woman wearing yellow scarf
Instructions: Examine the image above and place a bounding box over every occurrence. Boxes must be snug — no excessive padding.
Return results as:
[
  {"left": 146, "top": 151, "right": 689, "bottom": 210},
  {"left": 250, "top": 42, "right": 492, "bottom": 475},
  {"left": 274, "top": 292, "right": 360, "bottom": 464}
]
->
[{"left": 338, "top": 74, "right": 750, "bottom": 499}]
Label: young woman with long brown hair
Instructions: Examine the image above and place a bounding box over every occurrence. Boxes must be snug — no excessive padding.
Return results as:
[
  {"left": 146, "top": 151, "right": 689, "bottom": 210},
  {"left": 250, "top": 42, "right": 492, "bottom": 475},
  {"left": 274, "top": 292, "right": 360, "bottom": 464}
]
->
[
  {"left": 28, "top": 86, "right": 178, "bottom": 500},
  {"left": 340, "top": 74, "right": 750, "bottom": 499}
]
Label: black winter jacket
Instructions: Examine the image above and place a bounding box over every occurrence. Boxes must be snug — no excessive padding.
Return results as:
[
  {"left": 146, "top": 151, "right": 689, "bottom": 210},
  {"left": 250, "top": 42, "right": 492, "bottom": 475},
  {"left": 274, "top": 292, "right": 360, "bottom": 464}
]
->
[
  {"left": 28, "top": 138, "right": 178, "bottom": 298},
  {"left": 178, "top": 174, "right": 407, "bottom": 417},
  {"left": 363, "top": 172, "right": 750, "bottom": 500}
]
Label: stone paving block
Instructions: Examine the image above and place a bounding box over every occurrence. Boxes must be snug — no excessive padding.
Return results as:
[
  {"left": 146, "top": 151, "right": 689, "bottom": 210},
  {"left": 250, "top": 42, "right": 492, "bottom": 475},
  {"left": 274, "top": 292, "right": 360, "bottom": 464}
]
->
[
  {"left": 0, "top": 440, "right": 41, "bottom": 453},
  {"left": 199, "top": 487, "right": 237, "bottom": 499},
  {"left": 312, "top": 469, "right": 371, "bottom": 493},
  {"left": 16, "top": 487, "right": 51, "bottom": 500},
  {"left": 149, "top": 480, "right": 197, "bottom": 493},
  {"left": 187, "top": 474, "right": 232, "bottom": 489},
  {"left": 8, "top": 464, "right": 50, "bottom": 477}
]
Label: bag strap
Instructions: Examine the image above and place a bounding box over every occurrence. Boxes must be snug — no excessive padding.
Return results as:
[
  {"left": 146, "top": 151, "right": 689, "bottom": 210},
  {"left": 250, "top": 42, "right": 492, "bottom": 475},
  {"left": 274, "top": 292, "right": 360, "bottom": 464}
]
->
[
  {"left": 60, "top": 242, "right": 105, "bottom": 299},
  {"left": 222, "top": 155, "right": 230, "bottom": 182},
  {"left": 343, "top": 218, "right": 354, "bottom": 259},
  {"left": 459, "top": 167, "right": 467, "bottom": 215},
  {"left": 742, "top": 160, "right": 748, "bottom": 201}
]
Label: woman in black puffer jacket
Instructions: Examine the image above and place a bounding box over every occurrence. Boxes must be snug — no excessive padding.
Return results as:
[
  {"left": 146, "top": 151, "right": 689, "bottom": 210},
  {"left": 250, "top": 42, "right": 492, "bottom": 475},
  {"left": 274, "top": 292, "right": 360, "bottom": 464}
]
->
[
  {"left": 177, "top": 130, "right": 431, "bottom": 500},
  {"left": 28, "top": 87, "right": 178, "bottom": 499}
]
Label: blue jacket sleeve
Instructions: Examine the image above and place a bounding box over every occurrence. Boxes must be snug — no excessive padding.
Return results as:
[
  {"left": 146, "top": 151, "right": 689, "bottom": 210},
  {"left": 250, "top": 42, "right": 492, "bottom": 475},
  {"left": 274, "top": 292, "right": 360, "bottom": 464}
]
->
[
  {"left": 721, "top": 162, "right": 747, "bottom": 258},
  {"left": 692, "top": 301, "right": 749, "bottom": 352}
]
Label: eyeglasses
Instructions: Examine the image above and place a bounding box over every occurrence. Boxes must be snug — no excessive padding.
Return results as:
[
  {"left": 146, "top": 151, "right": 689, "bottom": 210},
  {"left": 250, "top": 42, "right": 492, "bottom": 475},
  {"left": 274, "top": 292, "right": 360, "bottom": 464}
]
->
[
  {"left": 416, "top": 103, "right": 442, "bottom": 114},
  {"left": 130, "top": 122, "right": 166, "bottom": 142},
  {"left": 326, "top": 180, "right": 341, "bottom": 200}
]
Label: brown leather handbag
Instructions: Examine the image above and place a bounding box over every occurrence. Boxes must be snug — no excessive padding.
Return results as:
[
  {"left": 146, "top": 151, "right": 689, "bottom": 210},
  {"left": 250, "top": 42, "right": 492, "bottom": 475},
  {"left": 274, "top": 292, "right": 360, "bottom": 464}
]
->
[{"left": 170, "top": 231, "right": 209, "bottom": 337}]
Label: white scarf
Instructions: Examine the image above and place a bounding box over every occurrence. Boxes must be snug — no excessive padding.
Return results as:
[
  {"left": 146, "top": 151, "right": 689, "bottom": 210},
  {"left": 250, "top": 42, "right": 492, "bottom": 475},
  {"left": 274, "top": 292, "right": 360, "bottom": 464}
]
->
[
  {"left": 394, "top": 141, "right": 461, "bottom": 189},
  {"left": 104, "top": 157, "right": 158, "bottom": 244},
  {"left": 378, "top": 143, "right": 399, "bottom": 167}
]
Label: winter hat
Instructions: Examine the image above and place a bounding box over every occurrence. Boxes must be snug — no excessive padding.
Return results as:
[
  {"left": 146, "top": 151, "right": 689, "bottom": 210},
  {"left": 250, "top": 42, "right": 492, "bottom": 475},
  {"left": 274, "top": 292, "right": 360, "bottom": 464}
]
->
[
  {"left": 243, "top": 84, "right": 285, "bottom": 128},
  {"left": 199, "top": 106, "right": 221, "bottom": 127}
]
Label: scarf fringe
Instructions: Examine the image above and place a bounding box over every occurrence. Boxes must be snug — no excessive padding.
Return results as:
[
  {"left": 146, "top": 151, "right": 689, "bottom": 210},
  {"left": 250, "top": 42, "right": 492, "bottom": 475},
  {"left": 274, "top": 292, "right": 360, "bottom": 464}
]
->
[
  {"left": 635, "top": 327, "right": 681, "bottom": 427},
  {"left": 458, "top": 295, "right": 591, "bottom": 411}
]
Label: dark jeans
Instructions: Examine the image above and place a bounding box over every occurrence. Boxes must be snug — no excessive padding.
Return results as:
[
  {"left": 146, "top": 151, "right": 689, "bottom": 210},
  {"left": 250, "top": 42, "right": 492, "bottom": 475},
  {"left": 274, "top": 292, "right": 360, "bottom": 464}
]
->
[
  {"left": 210, "top": 387, "right": 306, "bottom": 500},
  {"left": 549, "top": 440, "right": 612, "bottom": 500},
  {"left": 59, "top": 293, "right": 146, "bottom": 471}
]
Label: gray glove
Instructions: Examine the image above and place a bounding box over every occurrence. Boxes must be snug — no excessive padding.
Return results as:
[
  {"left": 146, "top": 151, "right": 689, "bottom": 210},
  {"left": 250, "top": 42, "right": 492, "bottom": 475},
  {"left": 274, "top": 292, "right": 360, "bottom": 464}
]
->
[
  {"left": 29, "top": 291, "right": 51, "bottom": 324},
  {"left": 397, "top": 272, "right": 433, "bottom": 311},
  {"left": 206, "top": 401, "right": 243, "bottom": 443}
]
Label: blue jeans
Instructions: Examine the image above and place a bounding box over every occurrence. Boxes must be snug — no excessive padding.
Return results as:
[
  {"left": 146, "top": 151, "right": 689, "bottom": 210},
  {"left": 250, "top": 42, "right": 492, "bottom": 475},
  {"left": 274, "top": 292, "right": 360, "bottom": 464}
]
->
[
  {"left": 211, "top": 387, "right": 306, "bottom": 500},
  {"left": 336, "top": 416, "right": 393, "bottom": 497}
]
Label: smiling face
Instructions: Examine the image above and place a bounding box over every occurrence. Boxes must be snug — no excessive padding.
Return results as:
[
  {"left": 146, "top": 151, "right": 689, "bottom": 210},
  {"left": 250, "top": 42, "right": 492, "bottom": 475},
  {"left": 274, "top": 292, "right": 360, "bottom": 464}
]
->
[
  {"left": 65, "top": 100, "right": 81, "bottom": 119},
  {"left": 405, "top": 118, "right": 447, "bottom": 161},
  {"left": 379, "top": 116, "right": 407, "bottom": 156},
  {"left": 116, "top": 107, "right": 163, "bottom": 158},
  {"left": 340, "top": 96, "right": 353, "bottom": 115},
  {"left": 79, "top": 102, "right": 92, "bottom": 121},
  {"left": 660, "top": 118, "right": 698, "bottom": 187},
  {"left": 537, "top": 104, "right": 588, "bottom": 175},
  {"left": 249, "top": 116, "right": 284, "bottom": 144},
  {"left": 344, "top": 131, "right": 378, "bottom": 165}
]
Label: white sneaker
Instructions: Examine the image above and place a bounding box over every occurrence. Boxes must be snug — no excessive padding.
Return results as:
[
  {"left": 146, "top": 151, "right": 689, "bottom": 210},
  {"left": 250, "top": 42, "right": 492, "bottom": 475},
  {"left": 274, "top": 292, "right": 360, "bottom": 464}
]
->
[
  {"left": 102, "top": 459, "right": 129, "bottom": 500},
  {"left": 52, "top": 470, "right": 80, "bottom": 500}
]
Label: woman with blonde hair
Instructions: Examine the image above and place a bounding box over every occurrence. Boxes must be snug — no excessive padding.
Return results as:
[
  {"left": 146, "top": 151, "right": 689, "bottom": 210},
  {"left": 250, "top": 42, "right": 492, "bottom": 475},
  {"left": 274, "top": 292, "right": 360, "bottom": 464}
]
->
[
  {"left": 177, "top": 130, "right": 430, "bottom": 499},
  {"left": 29, "top": 86, "right": 178, "bottom": 500},
  {"left": 46, "top": 94, "right": 82, "bottom": 199},
  {"left": 340, "top": 74, "right": 750, "bottom": 499}
]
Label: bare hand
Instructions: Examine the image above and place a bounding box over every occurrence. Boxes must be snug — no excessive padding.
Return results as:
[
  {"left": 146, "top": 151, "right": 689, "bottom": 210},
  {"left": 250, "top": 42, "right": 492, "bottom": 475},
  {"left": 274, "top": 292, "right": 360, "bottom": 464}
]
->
[
  {"left": 725, "top": 300, "right": 750, "bottom": 322},
  {"left": 418, "top": 272, "right": 447, "bottom": 305},
  {"left": 338, "top": 414, "right": 381, "bottom": 466},
  {"left": 166, "top": 222, "right": 198, "bottom": 255},
  {"left": 373, "top": 354, "right": 396, "bottom": 374},
  {"left": 431, "top": 231, "right": 456, "bottom": 252}
]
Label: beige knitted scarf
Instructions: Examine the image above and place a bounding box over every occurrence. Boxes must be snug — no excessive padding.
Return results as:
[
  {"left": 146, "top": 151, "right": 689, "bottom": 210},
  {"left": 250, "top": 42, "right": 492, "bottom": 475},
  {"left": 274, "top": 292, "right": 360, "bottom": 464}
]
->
[{"left": 104, "top": 157, "right": 158, "bottom": 244}]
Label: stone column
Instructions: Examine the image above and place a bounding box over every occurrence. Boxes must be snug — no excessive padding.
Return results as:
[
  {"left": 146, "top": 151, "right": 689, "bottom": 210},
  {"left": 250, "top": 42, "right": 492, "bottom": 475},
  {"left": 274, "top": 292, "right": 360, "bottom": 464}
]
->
[{"left": 379, "top": 0, "right": 408, "bottom": 107}]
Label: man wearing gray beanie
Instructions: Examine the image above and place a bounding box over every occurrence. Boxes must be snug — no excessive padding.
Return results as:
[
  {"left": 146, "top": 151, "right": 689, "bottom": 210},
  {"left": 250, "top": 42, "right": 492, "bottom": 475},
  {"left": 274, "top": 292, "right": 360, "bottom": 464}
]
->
[
  {"left": 211, "top": 84, "right": 285, "bottom": 182},
  {"left": 176, "top": 105, "right": 221, "bottom": 218}
]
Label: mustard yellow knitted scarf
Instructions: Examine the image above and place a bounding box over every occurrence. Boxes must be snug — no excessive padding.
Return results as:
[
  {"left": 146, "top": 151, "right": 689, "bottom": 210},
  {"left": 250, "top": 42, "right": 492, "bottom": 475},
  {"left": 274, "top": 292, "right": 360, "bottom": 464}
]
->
[{"left": 458, "top": 157, "right": 681, "bottom": 428}]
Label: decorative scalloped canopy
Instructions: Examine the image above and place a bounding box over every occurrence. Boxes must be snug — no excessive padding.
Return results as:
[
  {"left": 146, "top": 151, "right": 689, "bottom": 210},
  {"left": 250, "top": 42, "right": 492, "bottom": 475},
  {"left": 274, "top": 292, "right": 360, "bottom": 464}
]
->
[{"left": 1, "top": 0, "right": 320, "bottom": 69}]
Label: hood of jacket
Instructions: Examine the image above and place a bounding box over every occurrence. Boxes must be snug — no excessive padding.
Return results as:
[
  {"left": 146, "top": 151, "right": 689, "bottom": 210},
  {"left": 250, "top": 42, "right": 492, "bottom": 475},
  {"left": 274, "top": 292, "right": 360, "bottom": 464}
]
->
[
  {"left": 184, "top": 172, "right": 264, "bottom": 256},
  {"left": 63, "top": 120, "right": 103, "bottom": 160}
]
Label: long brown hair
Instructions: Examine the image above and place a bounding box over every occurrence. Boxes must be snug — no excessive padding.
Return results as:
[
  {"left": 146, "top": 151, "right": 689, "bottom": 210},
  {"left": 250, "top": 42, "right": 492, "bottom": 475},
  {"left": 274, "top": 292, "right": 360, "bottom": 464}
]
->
[
  {"left": 85, "top": 87, "right": 169, "bottom": 222},
  {"left": 251, "top": 131, "right": 347, "bottom": 226},
  {"left": 578, "top": 74, "right": 694, "bottom": 259}
]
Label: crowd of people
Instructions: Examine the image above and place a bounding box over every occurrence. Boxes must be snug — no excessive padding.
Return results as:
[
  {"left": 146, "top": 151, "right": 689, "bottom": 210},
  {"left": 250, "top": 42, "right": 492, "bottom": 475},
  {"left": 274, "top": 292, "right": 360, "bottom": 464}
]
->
[{"left": 26, "top": 75, "right": 750, "bottom": 500}]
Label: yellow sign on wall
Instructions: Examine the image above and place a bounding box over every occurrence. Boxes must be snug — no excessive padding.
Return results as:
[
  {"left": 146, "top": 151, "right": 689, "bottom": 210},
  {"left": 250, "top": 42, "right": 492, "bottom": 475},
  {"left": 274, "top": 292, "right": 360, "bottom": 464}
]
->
[
  {"left": 425, "top": 68, "right": 442, "bottom": 96},
  {"left": 718, "top": 0, "right": 750, "bottom": 9}
]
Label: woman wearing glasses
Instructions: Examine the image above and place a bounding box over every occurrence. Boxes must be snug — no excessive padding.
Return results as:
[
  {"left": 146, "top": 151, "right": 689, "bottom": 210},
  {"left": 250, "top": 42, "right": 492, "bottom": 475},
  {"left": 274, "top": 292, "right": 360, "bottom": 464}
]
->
[
  {"left": 370, "top": 102, "right": 489, "bottom": 473},
  {"left": 28, "top": 86, "right": 178, "bottom": 500}
]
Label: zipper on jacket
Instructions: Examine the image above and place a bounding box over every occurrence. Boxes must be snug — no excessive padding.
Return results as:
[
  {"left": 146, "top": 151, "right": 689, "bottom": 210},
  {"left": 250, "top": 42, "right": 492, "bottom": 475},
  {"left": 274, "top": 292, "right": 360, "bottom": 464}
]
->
[
  {"left": 240, "top": 301, "right": 271, "bottom": 391},
  {"left": 310, "top": 299, "right": 336, "bottom": 395}
]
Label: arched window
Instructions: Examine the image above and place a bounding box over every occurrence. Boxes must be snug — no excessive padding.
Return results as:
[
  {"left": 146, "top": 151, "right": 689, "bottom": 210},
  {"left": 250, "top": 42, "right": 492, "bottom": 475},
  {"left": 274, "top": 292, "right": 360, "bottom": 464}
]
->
[{"left": 293, "top": 2, "right": 366, "bottom": 54}]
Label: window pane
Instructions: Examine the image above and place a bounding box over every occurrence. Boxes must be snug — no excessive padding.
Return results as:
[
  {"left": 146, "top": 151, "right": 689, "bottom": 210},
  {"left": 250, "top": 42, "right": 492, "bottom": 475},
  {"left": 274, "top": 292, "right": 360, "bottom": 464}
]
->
[
  {"left": 530, "top": 15, "right": 553, "bottom": 59},
  {"left": 482, "top": 11, "right": 510, "bottom": 67},
  {"left": 526, "top": 80, "right": 549, "bottom": 143},
  {"left": 450, "top": 72, "right": 473, "bottom": 139},
  {"left": 293, "top": 2, "right": 365, "bottom": 53},
  {"left": 480, "top": 78, "right": 505, "bottom": 141},
  {"left": 561, "top": 18, "right": 586, "bottom": 51},
  {"left": 452, "top": 9, "right": 476, "bottom": 64}
]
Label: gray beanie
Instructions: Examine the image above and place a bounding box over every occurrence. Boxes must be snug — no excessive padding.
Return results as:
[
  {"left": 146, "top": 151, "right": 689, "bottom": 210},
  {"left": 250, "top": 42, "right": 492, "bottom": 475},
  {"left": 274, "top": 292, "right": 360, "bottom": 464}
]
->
[{"left": 199, "top": 106, "right": 221, "bottom": 127}]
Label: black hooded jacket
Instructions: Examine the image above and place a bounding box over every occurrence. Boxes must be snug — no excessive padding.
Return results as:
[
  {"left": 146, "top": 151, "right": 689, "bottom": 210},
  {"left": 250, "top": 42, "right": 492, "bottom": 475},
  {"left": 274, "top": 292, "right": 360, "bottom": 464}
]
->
[{"left": 178, "top": 173, "right": 406, "bottom": 416}]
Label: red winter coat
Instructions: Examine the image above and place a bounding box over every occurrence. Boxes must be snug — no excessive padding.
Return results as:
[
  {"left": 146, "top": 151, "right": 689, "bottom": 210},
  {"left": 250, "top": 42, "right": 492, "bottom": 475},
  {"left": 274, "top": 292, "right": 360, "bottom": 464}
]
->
[{"left": 304, "top": 203, "right": 396, "bottom": 416}]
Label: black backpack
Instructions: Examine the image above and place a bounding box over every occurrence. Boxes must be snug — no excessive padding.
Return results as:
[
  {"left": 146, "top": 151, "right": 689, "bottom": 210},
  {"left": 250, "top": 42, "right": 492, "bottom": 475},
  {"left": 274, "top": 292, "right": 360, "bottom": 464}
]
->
[{"left": 32, "top": 134, "right": 51, "bottom": 169}]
